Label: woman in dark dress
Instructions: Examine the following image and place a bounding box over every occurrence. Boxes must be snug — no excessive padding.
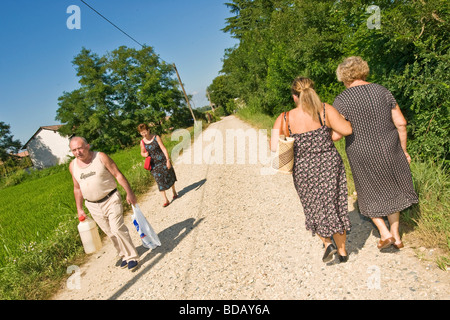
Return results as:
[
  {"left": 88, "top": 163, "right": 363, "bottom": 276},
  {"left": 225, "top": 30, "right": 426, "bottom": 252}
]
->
[
  {"left": 271, "top": 77, "right": 353, "bottom": 263},
  {"left": 333, "top": 56, "right": 418, "bottom": 250},
  {"left": 138, "top": 123, "right": 178, "bottom": 207}
]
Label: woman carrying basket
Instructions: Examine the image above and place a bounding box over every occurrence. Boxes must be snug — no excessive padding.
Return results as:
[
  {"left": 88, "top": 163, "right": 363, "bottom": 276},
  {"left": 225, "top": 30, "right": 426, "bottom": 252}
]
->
[{"left": 271, "top": 77, "right": 353, "bottom": 263}]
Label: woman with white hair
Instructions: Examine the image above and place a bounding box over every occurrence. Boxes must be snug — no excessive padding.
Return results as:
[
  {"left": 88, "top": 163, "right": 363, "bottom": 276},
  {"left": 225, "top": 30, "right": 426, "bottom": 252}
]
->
[{"left": 333, "top": 56, "right": 418, "bottom": 251}]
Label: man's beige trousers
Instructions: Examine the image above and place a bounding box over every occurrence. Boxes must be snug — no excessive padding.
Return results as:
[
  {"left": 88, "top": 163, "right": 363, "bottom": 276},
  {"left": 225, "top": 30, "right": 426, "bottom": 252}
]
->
[{"left": 85, "top": 191, "right": 139, "bottom": 262}]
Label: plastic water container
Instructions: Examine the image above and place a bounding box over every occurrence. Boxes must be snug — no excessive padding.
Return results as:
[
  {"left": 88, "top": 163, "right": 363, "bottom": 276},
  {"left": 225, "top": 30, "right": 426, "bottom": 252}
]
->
[{"left": 77, "top": 216, "right": 102, "bottom": 254}]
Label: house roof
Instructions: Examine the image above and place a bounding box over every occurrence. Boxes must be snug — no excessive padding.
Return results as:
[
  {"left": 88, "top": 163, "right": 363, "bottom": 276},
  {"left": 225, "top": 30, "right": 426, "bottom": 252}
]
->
[
  {"left": 16, "top": 150, "right": 29, "bottom": 158},
  {"left": 22, "top": 125, "right": 64, "bottom": 150}
]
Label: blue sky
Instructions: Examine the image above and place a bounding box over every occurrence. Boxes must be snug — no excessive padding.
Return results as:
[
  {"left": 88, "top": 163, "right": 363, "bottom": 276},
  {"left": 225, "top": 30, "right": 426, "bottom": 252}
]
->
[{"left": 0, "top": 0, "right": 238, "bottom": 145}]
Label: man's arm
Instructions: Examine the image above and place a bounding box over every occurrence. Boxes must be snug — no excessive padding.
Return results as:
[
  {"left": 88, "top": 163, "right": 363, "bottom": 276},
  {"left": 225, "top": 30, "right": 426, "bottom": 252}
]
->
[
  {"left": 99, "top": 152, "right": 137, "bottom": 205},
  {"left": 69, "top": 160, "right": 87, "bottom": 220}
]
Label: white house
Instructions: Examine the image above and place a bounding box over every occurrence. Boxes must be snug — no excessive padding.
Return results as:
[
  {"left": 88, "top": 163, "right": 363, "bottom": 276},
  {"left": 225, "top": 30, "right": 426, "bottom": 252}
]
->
[{"left": 23, "top": 125, "right": 72, "bottom": 169}]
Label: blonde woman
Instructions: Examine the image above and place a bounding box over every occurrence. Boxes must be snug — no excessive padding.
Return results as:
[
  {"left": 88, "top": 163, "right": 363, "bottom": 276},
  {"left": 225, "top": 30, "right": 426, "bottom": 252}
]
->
[
  {"left": 271, "top": 77, "right": 353, "bottom": 263},
  {"left": 333, "top": 56, "right": 418, "bottom": 250}
]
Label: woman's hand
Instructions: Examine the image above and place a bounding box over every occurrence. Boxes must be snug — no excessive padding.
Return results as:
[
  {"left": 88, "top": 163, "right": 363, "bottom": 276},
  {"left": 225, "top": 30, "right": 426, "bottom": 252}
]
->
[
  {"left": 166, "top": 158, "right": 172, "bottom": 169},
  {"left": 404, "top": 152, "right": 411, "bottom": 164}
]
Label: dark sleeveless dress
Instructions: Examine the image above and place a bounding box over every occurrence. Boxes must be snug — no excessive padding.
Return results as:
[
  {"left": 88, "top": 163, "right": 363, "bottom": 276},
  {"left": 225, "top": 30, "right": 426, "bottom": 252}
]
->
[
  {"left": 333, "top": 83, "right": 418, "bottom": 217},
  {"left": 289, "top": 106, "right": 352, "bottom": 238},
  {"left": 143, "top": 136, "right": 177, "bottom": 191}
]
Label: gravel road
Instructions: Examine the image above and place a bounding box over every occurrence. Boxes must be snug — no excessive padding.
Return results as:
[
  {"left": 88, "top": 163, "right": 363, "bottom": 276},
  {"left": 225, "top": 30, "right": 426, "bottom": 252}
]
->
[{"left": 53, "top": 115, "right": 449, "bottom": 300}]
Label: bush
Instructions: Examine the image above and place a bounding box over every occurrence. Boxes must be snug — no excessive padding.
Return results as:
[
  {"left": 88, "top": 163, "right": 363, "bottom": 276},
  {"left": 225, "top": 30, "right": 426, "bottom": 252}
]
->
[{"left": 401, "top": 160, "right": 450, "bottom": 255}]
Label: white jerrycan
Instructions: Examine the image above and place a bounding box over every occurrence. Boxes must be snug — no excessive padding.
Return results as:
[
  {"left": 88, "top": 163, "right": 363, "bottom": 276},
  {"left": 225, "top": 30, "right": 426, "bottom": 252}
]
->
[{"left": 77, "top": 216, "right": 102, "bottom": 254}]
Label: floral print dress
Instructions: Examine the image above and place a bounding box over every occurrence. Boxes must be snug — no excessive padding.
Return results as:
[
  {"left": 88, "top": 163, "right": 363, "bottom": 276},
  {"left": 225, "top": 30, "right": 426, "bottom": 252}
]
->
[
  {"left": 143, "top": 136, "right": 177, "bottom": 192},
  {"left": 289, "top": 106, "right": 351, "bottom": 238}
]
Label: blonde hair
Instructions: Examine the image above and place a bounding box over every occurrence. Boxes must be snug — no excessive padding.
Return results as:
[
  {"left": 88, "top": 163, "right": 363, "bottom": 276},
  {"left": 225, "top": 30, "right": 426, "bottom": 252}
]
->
[
  {"left": 336, "top": 56, "right": 370, "bottom": 84},
  {"left": 291, "top": 77, "right": 322, "bottom": 121}
]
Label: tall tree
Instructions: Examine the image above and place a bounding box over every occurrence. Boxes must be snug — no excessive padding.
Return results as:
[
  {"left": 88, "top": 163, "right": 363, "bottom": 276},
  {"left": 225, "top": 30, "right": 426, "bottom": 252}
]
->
[
  {"left": 56, "top": 46, "right": 186, "bottom": 153},
  {"left": 206, "top": 74, "right": 234, "bottom": 111},
  {"left": 216, "top": 0, "right": 449, "bottom": 161}
]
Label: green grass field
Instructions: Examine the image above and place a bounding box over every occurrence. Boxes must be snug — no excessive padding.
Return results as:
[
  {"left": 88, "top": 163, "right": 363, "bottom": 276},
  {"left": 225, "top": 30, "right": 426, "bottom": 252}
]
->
[
  {"left": 0, "top": 145, "right": 151, "bottom": 267},
  {"left": 0, "top": 125, "right": 199, "bottom": 299},
  {"left": 0, "top": 145, "right": 151, "bottom": 299}
]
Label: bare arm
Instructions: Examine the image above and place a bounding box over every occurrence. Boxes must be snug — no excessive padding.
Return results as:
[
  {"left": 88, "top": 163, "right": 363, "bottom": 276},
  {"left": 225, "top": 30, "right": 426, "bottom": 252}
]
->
[
  {"left": 69, "top": 160, "right": 87, "bottom": 220},
  {"left": 325, "top": 104, "right": 353, "bottom": 137},
  {"left": 391, "top": 104, "right": 410, "bottom": 163},
  {"left": 140, "top": 140, "right": 149, "bottom": 158},
  {"left": 99, "top": 152, "right": 137, "bottom": 205},
  {"left": 270, "top": 113, "right": 284, "bottom": 152},
  {"left": 331, "top": 130, "right": 344, "bottom": 142}
]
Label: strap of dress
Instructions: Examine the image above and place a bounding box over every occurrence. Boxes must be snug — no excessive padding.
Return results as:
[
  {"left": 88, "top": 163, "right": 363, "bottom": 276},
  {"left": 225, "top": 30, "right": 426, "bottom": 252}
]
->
[{"left": 322, "top": 103, "right": 326, "bottom": 126}]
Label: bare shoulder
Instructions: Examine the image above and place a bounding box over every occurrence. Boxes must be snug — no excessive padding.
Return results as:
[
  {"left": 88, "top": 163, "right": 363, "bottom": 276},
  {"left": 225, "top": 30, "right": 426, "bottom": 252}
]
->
[
  {"left": 324, "top": 103, "right": 342, "bottom": 117},
  {"left": 324, "top": 103, "right": 337, "bottom": 112},
  {"left": 274, "top": 111, "right": 289, "bottom": 124},
  {"left": 98, "top": 152, "right": 114, "bottom": 165},
  {"left": 69, "top": 159, "right": 75, "bottom": 173}
]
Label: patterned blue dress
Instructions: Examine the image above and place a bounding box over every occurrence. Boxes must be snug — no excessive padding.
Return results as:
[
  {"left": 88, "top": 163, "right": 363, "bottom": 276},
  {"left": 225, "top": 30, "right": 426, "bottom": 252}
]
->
[{"left": 143, "top": 137, "right": 177, "bottom": 191}]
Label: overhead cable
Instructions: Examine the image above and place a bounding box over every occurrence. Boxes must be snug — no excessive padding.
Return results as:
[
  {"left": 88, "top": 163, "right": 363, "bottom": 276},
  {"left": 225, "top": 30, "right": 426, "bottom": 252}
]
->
[{"left": 79, "top": 0, "right": 144, "bottom": 47}]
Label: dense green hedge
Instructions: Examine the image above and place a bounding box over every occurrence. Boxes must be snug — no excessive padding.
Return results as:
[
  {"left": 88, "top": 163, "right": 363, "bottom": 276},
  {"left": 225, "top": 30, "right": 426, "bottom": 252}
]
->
[{"left": 211, "top": 0, "right": 449, "bottom": 162}]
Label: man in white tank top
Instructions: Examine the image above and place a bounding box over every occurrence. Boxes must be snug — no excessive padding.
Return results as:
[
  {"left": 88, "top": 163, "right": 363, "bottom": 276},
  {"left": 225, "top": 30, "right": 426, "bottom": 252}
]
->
[{"left": 69, "top": 137, "right": 139, "bottom": 270}]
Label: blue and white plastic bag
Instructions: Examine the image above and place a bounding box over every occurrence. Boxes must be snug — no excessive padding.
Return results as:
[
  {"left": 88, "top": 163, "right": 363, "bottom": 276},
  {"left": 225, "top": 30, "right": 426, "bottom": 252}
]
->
[{"left": 132, "top": 204, "right": 161, "bottom": 249}]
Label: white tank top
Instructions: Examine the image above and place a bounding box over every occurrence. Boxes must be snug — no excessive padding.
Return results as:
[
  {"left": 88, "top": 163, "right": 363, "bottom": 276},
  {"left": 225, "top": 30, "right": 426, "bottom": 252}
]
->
[{"left": 73, "top": 152, "right": 117, "bottom": 202}]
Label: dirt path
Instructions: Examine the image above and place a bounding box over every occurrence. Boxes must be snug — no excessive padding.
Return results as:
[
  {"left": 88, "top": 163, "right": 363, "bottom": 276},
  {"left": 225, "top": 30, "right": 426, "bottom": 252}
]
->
[{"left": 53, "top": 115, "right": 449, "bottom": 300}]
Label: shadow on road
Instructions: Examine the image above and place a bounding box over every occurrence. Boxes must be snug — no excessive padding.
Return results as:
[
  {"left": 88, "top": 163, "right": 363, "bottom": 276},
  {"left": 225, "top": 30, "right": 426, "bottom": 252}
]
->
[
  {"left": 176, "top": 178, "right": 207, "bottom": 198},
  {"left": 108, "top": 217, "right": 204, "bottom": 300}
]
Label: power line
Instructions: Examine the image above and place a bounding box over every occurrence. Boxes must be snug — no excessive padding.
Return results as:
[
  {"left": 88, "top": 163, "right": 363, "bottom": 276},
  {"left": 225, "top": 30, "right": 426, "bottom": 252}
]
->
[
  {"left": 77, "top": 1, "right": 197, "bottom": 121},
  {"left": 79, "top": 0, "right": 144, "bottom": 48}
]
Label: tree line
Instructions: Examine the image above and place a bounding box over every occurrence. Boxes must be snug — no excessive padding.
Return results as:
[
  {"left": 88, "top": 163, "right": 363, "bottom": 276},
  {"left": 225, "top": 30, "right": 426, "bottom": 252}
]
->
[
  {"left": 0, "top": 122, "right": 31, "bottom": 176},
  {"left": 208, "top": 0, "right": 449, "bottom": 163},
  {"left": 56, "top": 46, "right": 203, "bottom": 153},
  {"left": 2, "top": 44, "right": 206, "bottom": 174},
  {"left": 1, "top": 1, "right": 448, "bottom": 168}
]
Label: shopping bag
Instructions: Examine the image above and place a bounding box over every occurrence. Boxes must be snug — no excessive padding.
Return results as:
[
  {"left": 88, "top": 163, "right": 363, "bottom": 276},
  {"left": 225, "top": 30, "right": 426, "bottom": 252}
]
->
[
  {"left": 131, "top": 204, "right": 161, "bottom": 249},
  {"left": 271, "top": 135, "right": 295, "bottom": 174}
]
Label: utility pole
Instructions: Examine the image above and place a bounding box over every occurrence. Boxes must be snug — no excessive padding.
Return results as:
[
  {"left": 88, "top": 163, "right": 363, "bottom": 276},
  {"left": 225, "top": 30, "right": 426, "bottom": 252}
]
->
[
  {"left": 173, "top": 63, "right": 197, "bottom": 123},
  {"left": 206, "top": 90, "right": 215, "bottom": 112}
]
